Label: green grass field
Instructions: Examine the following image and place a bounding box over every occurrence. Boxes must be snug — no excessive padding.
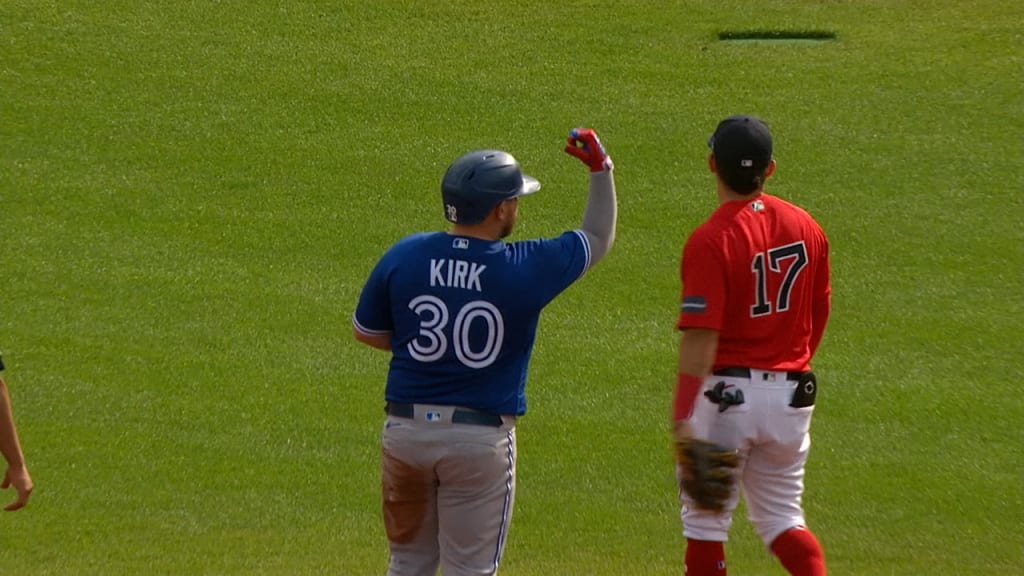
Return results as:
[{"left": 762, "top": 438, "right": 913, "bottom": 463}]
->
[{"left": 1, "top": 1, "right": 1022, "bottom": 574}]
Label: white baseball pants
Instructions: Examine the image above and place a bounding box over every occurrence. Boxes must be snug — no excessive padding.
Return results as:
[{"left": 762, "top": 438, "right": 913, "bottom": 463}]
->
[{"left": 679, "top": 369, "right": 815, "bottom": 547}]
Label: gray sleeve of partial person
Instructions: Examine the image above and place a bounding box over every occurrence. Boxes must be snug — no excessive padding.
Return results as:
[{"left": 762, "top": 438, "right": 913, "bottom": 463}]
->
[{"left": 580, "top": 169, "right": 617, "bottom": 266}]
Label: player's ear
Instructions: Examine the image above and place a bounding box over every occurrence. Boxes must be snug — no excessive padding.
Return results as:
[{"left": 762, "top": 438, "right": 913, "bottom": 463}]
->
[
  {"left": 496, "top": 198, "right": 516, "bottom": 220},
  {"left": 491, "top": 199, "right": 509, "bottom": 223},
  {"left": 764, "top": 159, "right": 776, "bottom": 179},
  {"left": 708, "top": 154, "right": 717, "bottom": 174}
]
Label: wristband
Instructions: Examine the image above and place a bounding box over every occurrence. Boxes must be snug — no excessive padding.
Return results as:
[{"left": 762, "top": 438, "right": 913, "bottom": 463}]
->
[{"left": 673, "top": 373, "right": 704, "bottom": 420}]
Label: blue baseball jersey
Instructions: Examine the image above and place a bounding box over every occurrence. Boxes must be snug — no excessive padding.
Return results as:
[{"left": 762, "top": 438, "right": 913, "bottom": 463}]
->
[{"left": 353, "top": 231, "right": 592, "bottom": 415}]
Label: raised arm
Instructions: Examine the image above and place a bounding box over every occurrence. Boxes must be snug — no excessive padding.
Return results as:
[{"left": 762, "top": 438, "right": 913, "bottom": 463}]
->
[{"left": 564, "top": 128, "right": 617, "bottom": 266}]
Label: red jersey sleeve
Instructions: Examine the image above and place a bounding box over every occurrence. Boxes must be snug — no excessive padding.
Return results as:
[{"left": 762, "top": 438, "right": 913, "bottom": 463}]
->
[
  {"left": 677, "top": 227, "right": 726, "bottom": 331},
  {"left": 808, "top": 232, "right": 831, "bottom": 356}
]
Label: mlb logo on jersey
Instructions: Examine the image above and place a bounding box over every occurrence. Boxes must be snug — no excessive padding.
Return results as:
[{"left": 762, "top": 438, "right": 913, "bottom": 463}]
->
[
  {"left": 426, "top": 411, "right": 443, "bottom": 422},
  {"left": 453, "top": 238, "right": 469, "bottom": 249}
]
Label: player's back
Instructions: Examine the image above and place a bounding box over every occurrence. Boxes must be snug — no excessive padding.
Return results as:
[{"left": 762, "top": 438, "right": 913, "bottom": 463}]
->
[
  {"left": 705, "top": 194, "right": 829, "bottom": 371},
  {"left": 376, "top": 230, "right": 590, "bottom": 414}
]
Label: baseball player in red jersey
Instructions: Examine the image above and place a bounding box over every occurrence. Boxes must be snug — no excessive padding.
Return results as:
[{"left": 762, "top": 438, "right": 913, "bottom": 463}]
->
[{"left": 671, "top": 115, "right": 831, "bottom": 575}]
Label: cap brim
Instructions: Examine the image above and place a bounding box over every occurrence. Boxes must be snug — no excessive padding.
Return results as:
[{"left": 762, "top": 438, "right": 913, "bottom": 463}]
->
[{"left": 517, "top": 174, "right": 541, "bottom": 197}]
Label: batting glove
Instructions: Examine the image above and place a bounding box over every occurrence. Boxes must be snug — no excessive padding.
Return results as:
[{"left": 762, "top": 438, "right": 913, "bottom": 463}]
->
[{"left": 564, "top": 128, "right": 613, "bottom": 172}]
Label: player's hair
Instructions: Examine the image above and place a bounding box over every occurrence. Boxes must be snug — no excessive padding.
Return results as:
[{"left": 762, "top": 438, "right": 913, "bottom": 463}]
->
[{"left": 718, "top": 165, "right": 767, "bottom": 195}]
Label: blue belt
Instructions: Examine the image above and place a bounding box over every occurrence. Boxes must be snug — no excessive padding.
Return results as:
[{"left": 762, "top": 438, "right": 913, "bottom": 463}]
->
[{"left": 385, "top": 402, "right": 504, "bottom": 427}]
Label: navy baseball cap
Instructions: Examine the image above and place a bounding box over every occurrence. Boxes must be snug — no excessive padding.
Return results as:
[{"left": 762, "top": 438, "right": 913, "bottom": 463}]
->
[{"left": 708, "top": 115, "right": 773, "bottom": 174}]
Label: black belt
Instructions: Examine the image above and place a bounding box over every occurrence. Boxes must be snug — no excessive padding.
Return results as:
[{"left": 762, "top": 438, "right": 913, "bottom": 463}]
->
[
  {"left": 713, "top": 367, "right": 807, "bottom": 381},
  {"left": 385, "top": 403, "right": 504, "bottom": 427}
]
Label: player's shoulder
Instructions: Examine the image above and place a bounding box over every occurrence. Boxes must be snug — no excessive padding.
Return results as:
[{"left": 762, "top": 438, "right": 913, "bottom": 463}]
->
[
  {"left": 394, "top": 231, "right": 443, "bottom": 246},
  {"left": 386, "top": 231, "right": 445, "bottom": 253},
  {"left": 372, "top": 232, "right": 445, "bottom": 268},
  {"left": 503, "top": 230, "right": 590, "bottom": 275},
  {"left": 683, "top": 220, "right": 724, "bottom": 256},
  {"left": 765, "top": 195, "right": 829, "bottom": 242},
  {"left": 507, "top": 230, "right": 586, "bottom": 253},
  {"left": 764, "top": 193, "right": 814, "bottom": 217},
  {"left": 688, "top": 212, "right": 727, "bottom": 241}
]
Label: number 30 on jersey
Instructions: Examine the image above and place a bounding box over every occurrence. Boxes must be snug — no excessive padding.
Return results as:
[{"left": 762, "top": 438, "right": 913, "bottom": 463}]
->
[{"left": 407, "top": 295, "right": 505, "bottom": 369}]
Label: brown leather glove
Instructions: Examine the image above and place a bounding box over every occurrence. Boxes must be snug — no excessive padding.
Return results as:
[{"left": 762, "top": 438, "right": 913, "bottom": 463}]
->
[{"left": 674, "top": 438, "right": 739, "bottom": 512}]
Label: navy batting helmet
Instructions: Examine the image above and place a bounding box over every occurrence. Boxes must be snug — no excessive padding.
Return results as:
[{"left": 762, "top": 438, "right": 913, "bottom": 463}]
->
[{"left": 441, "top": 150, "right": 541, "bottom": 225}]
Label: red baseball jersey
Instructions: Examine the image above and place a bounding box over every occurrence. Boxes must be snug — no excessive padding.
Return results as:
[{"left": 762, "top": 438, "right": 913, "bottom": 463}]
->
[{"left": 677, "top": 193, "right": 831, "bottom": 371}]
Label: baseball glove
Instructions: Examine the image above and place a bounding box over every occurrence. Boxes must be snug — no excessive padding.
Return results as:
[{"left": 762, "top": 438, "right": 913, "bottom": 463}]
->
[{"left": 674, "top": 438, "right": 740, "bottom": 512}]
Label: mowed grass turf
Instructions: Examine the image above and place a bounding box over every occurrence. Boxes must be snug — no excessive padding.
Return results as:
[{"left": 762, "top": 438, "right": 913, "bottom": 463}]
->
[{"left": 1, "top": 1, "right": 1021, "bottom": 574}]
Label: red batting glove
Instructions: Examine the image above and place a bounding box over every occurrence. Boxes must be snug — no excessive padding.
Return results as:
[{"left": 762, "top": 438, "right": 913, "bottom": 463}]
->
[{"left": 564, "top": 128, "right": 613, "bottom": 172}]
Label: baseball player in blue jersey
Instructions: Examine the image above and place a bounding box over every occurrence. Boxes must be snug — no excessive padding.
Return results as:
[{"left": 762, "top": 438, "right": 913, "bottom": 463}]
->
[{"left": 353, "top": 128, "right": 616, "bottom": 576}]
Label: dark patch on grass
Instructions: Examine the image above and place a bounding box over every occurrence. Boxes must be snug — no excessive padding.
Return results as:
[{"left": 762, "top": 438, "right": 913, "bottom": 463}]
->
[{"left": 718, "top": 30, "right": 837, "bottom": 42}]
